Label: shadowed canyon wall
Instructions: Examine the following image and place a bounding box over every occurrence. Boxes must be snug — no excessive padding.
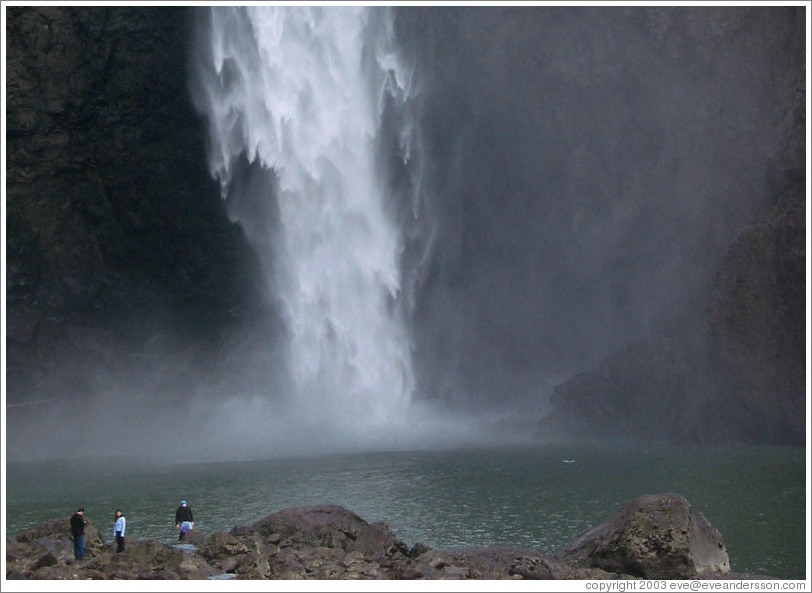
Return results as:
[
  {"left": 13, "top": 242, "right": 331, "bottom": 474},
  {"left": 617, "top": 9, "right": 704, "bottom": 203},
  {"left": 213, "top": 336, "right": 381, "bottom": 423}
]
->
[{"left": 6, "top": 7, "right": 274, "bottom": 411}]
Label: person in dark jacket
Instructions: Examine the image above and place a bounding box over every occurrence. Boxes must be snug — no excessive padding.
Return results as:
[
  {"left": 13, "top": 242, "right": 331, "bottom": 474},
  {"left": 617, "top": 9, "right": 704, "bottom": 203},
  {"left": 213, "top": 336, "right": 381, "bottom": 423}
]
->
[
  {"left": 175, "top": 500, "right": 194, "bottom": 541},
  {"left": 69, "top": 507, "right": 88, "bottom": 559}
]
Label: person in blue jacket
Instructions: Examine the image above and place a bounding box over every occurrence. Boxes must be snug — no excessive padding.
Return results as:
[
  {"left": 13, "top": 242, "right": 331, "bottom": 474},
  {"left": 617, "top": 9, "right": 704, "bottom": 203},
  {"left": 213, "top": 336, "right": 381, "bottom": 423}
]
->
[{"left": 113, "top": 509, "right": 126, "bottom": 553}]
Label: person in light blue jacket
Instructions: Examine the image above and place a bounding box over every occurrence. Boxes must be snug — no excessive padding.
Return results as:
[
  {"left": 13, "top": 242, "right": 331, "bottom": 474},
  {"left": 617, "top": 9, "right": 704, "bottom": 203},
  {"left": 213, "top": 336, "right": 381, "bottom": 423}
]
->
[{"left": 113, "top": 509, "right": 126, "bottom": 553}]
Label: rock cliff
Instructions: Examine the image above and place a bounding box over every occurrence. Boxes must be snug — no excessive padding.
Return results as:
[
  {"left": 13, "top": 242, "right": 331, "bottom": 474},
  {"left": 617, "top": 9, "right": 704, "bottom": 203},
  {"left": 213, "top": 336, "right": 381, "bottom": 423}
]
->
[
  {"left": 538, "top": 8, "right": 806, "bottom": 446},
  {"left": 6, "top": 6, "right": 269, "bottom": 406},
  {"left": 539, "top": 158, "right": 806, "bottom": 446}
]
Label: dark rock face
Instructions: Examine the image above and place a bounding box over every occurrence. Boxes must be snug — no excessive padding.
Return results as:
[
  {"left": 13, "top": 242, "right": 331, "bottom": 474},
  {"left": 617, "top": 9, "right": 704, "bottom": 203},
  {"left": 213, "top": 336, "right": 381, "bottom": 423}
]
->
[
  {"left": 537, "top": 8, "right": 805, "bottom": 447},
  {"left": 540, "top": 104, "right": 805, "bottom": 446},
  {"left": 707, "top": 188, "right": 807, "bottom": 445},
  {"left": 5, "top": 6, "right": 268, "bottom": 406},
  {"left": 6, "top": 7, "right": 250, "bottom": 320},
  {"left": 6, "top": 496, "right": 757, "bottom": 580},
  {"left": 539, "top": 327, "right": 721, "bottom": 443},
  {"left": 540, "top": 181, "right": 806, "bottom": 446}
]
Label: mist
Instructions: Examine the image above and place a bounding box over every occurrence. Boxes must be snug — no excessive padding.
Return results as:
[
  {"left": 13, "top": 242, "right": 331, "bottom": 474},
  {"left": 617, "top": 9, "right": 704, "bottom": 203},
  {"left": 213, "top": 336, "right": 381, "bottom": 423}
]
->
[
  {"left": 396, "top": 7, "right": 799, "bottom": 403},
  {"left": 4, "top": 6, "right": 804, "bottom": 463},
  {"left": 5, "top": 348, "right": 533, "bottom": 464}
]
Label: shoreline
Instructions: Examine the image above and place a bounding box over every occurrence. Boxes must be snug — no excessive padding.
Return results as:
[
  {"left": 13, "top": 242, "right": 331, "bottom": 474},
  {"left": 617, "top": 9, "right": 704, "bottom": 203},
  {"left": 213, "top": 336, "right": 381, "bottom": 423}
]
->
[{"left": 6, "top": 494, "right": 771, "bottom": 582}]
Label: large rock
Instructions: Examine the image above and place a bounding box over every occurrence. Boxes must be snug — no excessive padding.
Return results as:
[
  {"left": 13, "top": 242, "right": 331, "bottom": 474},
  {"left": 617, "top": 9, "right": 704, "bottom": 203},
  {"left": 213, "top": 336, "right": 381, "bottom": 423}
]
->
[
  {"left": 245, "top": 504, "right": 410, "bottom": 558},
  {"left": 553, "top": 493, "right": 730, "bottom": 579},
  {"left": 95, "top": 539, "right": 218, "bottom": 579},
  {"left": 14, "top": 517, "right": 106, "bottom": 560},
  {"left": 412, "top": 547, "right": 546, "bottom": 580}
]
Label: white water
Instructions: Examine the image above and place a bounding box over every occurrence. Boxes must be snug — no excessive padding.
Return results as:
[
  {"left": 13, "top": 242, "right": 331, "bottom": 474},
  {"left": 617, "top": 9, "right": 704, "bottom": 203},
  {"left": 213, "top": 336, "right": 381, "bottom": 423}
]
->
[{"left": 193, "top": 7, "right": 420, "bottom": 444}]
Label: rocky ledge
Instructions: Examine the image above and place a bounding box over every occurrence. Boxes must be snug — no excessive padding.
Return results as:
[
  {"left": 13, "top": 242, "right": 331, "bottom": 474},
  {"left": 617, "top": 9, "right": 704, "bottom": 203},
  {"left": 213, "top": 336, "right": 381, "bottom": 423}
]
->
[{"left": 6, "top": 493, "right": 765, "bottom": 580}]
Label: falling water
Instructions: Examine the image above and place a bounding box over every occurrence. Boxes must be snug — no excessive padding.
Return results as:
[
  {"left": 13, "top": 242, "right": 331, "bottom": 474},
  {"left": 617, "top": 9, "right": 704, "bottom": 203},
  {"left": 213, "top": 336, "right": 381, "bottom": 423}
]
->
[{"left": 191, "top": 7, "right": 419, "bottom": 443}]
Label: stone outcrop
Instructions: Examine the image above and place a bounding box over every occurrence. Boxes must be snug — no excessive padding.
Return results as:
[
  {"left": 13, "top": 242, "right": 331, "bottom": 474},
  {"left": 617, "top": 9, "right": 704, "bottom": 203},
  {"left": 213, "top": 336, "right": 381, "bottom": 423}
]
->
[
  {"left": 7, "top": 495, "right": 767, "bottom": 581},
  {"left": 552, "top": 494, "right": 729, "bottom": 579}
]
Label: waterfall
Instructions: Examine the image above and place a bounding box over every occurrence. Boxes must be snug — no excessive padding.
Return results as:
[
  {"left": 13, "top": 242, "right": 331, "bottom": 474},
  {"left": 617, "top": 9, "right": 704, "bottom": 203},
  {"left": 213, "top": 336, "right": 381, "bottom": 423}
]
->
[{"left": 191, "top": 7, "right": 419, "bottom": 442}]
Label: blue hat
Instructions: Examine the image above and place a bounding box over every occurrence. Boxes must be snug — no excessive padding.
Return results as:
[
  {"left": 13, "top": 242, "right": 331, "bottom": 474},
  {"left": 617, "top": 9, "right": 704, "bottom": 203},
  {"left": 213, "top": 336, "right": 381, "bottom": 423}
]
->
[{"left": 181, "top": 500, "right": 187, "bottom": 506}]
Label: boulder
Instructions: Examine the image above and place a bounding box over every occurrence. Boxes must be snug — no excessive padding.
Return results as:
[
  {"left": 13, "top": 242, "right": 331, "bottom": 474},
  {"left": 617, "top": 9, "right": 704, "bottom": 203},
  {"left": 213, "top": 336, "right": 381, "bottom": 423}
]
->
[
  {"left": 248, "top": 504, "right": 397, "bottom": 553},
  {"left": 352, "top": 520, "right": 410, "bottom": 559},
  {"left": 413, "top": 547, "right": 547, "bottom": 579},
  {"left": 552, "top": 493, "right": 730, "bottom": 578},
  {"left": 181, "top": 529, "right": 207, "bottom": 548},
  {"left": 7, "top": 516, "right": 106, "bottom": 574},
  {"left": 202, "top": 531, "right": 251, "bottom": 561}
]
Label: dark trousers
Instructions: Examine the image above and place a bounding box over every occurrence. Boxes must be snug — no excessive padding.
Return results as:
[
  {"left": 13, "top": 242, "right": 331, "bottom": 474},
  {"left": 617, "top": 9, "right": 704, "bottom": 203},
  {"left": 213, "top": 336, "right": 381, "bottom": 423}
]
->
[
  {"left": 73, "top": 534, "right": 85, "bottom": 559},
  {"left": 116, "top": 531, "right": 125, "bottom": 553}
]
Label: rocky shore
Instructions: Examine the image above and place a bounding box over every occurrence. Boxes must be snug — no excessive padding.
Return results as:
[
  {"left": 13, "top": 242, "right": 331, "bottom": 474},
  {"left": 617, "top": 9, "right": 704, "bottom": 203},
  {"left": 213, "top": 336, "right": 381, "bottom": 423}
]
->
[{"left": 6, "top": 493, "right": 767, "bottom": 581}]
